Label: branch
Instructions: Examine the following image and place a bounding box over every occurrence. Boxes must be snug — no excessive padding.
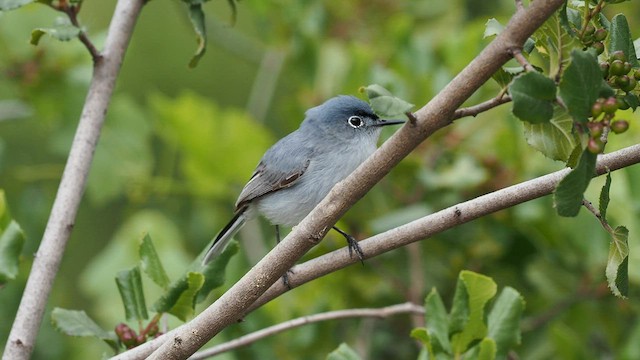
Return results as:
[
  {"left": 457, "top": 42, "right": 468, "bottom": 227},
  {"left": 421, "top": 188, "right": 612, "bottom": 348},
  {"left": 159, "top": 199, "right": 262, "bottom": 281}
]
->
[
  {"left": 244, "top": 143, "right": 640, "bottom": 315},
  {"left": 135, "top": 1, "right": 566, "bottom": 359},
  {"left": 191, "top": 303, "right": 424, "bottom": 359},
  {"left": 452, "top": 94, "right": 512, "bottom": 119},
  {"left": 64, "top": 3, "right": 102, "bottom": 62},
  {"left": 2, "top": 1, "right": 145, "bottom": 359}
]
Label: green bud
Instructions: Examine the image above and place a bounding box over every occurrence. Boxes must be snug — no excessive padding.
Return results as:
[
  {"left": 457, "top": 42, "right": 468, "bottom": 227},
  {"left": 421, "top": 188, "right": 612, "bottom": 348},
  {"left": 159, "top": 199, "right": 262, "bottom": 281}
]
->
[{"left": 611, "top": 120, "right": 629, "bottom": 134}]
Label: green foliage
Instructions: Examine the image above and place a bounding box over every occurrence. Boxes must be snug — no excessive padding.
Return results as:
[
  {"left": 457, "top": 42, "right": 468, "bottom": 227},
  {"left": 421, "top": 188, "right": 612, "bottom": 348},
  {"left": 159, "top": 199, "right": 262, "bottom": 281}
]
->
[
  {"left": 115, "top": 266, "right": 149, "bottom": 322},
  {"left": 326, "top": 343, "right": 362, "bottom": 360},
  {"left": 139, "top": 234, "right": 170, "bottom": 289},
  {"left": 30, "top": 17, "right": 80, "bottom": 45},
  {"left": 522, "top": 106, "right": 578, "bottom": 161},
  {"left": 509, "top": 71, "right": 556, "bottom": 124},
  {"left": 50, "top": 308, "right": 118, "bottom": 352},
  {"left": 607, "top": 226, "right": 629, "bottom": 298},
  {"left": 0, "top": 0, "right": 33, "bottom": 11},
  {"left": 360, "top": 84, "right": 414, "bottom": 118},
  {"left": 608, "top": 14, "right": 638, "bottom": 67},
  {"left": 554, "top": 149, "right": 597, "bottom": 217},
  {"left": 0, "top": 190, "right": 25, "bottom": 285},
  {"left": 413, "top": 271, "right": 525, "bottom": 359},
  {"left": 558, "top": 50, "right": 612, "bottom": 123}
]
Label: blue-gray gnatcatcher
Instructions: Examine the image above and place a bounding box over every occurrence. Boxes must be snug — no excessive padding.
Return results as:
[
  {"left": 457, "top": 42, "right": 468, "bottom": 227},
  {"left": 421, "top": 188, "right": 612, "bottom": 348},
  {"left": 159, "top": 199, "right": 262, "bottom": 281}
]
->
[{"left": 202, "top": 95, "right": 404, "bottom": 264}]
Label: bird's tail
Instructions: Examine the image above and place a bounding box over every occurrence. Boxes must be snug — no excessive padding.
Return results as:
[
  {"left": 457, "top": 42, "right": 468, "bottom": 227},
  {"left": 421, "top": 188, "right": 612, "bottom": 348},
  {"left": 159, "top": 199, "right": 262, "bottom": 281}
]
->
[{"left": 202, "top": 208, "right": 247, "bottom": 264}]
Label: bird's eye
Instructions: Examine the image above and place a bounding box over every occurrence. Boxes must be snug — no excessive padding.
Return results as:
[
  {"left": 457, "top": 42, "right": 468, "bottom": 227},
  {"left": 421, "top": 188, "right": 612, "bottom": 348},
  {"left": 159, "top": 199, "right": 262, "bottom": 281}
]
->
[{"left": 348, "top": 115, "right": 364, "bottom": 128}]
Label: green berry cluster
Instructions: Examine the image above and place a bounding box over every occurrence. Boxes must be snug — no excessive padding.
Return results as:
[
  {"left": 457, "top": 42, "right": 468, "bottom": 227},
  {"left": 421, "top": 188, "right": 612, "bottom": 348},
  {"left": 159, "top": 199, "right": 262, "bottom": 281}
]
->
[
  {"left": 602, "top": 50, "right": 639, "bottom": 93},
  {"left": 588, "top": 96, "right": 630, "bottom": 153},
  {"left": 115, "top": 322, "right": 161, "bottom": 349},
  {"left": 582, "top": 24, "right": 607, "bottom": 55}
]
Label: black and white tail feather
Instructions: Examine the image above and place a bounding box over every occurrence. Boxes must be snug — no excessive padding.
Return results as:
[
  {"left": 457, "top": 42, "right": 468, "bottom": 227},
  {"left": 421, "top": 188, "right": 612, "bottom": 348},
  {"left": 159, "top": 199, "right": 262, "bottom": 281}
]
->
[{"left": 202, "top": 208, "right": 247, "bottom": 264}]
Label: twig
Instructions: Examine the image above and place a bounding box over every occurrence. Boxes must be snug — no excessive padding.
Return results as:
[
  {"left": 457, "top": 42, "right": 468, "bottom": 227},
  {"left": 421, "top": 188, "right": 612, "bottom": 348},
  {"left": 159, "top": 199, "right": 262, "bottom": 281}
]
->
[
  {"left": 113, "top": 1, "right": 568, "bottom": 358},
  {"left": 2, "top": 1, "right": 145, "bottom": 359},
  {"left": 47, "top": 2, "right": 102, "bottom": 62},
  {"left": 582, "top": 199, "right": 614, "bottom": 233},
  {"left": 509, "top": 48, "right": 534, "bottom": 72},
  {"left": 453, "top": 95, "right": 512, "bottom": 119},
  {"left": 190, "top": 303, "right": 424, "bottom": 359}
]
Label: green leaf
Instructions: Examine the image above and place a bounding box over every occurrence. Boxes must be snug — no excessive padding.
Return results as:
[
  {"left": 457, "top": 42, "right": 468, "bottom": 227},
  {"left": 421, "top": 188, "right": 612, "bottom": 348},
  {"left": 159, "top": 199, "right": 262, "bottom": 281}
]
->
[
  {"left": 599, "top": 171, "right": 611, "bottom": 221},
  {"left": 554, "top": 149, "right": 597, "bottom": 217},
  {"left": 477, "top": 338, "right": 497, "bottom": 360},
  {"left": 608, "top": 14, "right": 639, "bottom": 68},
  {"left": 31, "top": 18, "right": 81, "bottom": 45},
  {"left": 487, "top": 287, "right": 525, "bottom": 358},
  {"left": 534, "top": 12, "right": 582, "bottom": 79},
  {"left": 410, "top": 328, "right": 435, "bottom": 360},
  {"left": 187, "top": 4, "right": 207, "bottom": 68},
  {"left": 484, "top": 18, "right": 504, "bottom": 38},
  {"left": 139, "top": 233, "right": 170, "bottom": 289},
  {"left": 153, "top": 271, "right": 205, "bottom": 321},
  {"left": 424, "top": 287, "right": 451, "bottom": 353},
  {"left": 450, "top": 271, "right": 497, "bottom": 355},
  {"left": 195, "top": 241, "right": 239, "bottom": 303},
  {"left": 0, "top": 0, "right": 33, "bottom": 10},
  {"left": 523, "top": 106, "right": 579, "bottom": 162},
  {"left": 558, "top": 50, "right": 612, "bottom": 123},
  {"left": 623, "top": 93, "right": 640, "bottom": 111},
  {"left": 326, "top": 343, "right": 362, "bottom": 360},
  {"left": 51, "top": 308, "right": 118, "bottom": 351},
  {"left": 359, "top": 84, "right": 414, "bottom": 118},
  {"left": 509, "top": 71, "right": 556, "bottom": 124},
  {"left": 115, "top": 266, "right": 148, "bottom": 321},
  {"left": 0, "top": 220, "right": 25, "bottom": 284},
  {"left": 606, "top": 226, "right": 629, "bottom": 298}
]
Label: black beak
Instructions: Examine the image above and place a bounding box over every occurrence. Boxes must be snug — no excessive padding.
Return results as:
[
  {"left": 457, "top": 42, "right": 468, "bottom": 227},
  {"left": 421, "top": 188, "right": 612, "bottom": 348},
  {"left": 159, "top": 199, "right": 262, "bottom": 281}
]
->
[{"left": 372, "top": 119, "right": 405, "bottom": 127}]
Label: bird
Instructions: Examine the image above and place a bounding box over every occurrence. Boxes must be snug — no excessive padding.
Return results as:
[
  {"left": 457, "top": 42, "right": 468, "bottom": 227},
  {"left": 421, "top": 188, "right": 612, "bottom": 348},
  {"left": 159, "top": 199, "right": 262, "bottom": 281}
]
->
[{"left": 202, "top": 95, "right": 404, "bottom": 264}]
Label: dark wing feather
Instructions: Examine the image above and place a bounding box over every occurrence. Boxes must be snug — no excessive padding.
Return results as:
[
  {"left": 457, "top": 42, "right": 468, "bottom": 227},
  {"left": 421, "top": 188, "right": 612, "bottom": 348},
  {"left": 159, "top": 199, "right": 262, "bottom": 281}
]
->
[{"left": 234, "top": 133, "right": 312, "bottom": 211}]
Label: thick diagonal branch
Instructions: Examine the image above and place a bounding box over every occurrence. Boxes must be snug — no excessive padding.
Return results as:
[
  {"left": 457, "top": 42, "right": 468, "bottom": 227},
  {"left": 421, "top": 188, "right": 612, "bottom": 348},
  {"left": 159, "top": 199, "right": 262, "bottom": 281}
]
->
[{"left": 2, "top": 1, "right": 145, "bottom": 359}]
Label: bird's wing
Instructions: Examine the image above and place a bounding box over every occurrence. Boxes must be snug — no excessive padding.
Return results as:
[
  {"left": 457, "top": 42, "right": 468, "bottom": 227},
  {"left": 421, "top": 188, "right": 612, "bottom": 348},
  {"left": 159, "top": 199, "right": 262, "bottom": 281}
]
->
[{"left": 234, "top": 136, "right": 312, "bottom": 211}]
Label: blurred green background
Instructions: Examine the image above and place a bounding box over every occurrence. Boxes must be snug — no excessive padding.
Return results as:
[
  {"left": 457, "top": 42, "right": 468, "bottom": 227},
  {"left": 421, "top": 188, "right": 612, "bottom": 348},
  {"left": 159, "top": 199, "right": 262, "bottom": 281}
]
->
[{"left": 1, "top": 0, "right": 640, "bottom": 359}]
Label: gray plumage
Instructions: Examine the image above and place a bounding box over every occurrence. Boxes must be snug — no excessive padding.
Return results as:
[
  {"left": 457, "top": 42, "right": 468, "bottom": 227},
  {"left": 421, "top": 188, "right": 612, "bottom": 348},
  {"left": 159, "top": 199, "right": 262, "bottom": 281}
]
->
[{"left": 203, "top": 95, "right": 403, "bottom": 264}]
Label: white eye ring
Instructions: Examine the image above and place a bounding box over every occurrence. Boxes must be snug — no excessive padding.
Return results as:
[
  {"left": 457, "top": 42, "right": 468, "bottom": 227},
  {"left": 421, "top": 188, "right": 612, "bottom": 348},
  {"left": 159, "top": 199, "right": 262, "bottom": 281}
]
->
[{"left": 348, "top": 115, "right": 364, "bottom": 128}]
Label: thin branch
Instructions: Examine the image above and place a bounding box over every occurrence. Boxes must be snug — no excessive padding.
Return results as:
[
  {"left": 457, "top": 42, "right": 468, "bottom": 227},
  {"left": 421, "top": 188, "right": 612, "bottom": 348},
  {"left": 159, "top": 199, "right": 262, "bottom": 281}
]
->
[
  {"left": 509, "top": 47, "right": 534, "bottom": 72},
  {"left": 110, "top": 2, "right": 568, "bottom": 358},
  {"left": 453, "top": 95, "right": 512, "bottom": 119},
  {"left": 191, "top": 303, "right": 424, "bottom": 359},
  {"left": 65, "top": 4, "right": 102, "bottom": 62},
  {"left": 582, "top": 199, "right": 614, "bottom": 233},
  {"left": 2, "top": 1, "right": 145, "bottom": 359},
  {"left": 515, "top": 0, "right": 524, "bottom": 12}
]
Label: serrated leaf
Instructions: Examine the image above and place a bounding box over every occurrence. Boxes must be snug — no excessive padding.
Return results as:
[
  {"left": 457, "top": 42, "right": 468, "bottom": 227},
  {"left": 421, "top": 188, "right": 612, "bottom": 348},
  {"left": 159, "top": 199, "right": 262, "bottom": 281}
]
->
[
  {"left": 523, "top": 106, "right": 578, "bottom": 162},
  {"left": 51, "top": 308, "right": 118, "bottom": 351},
  {"left": 31, "top": 18, "right": 81, "bottom": 45},
  {"left": 115, "top": 266, "right": 148, "bottom": 321},
  {"left": 509, "top": 71, "right": 556, "bottom": 124},
  {"left": 450, "top": 271, "right": 497, "bottom": 355},
  {"left": 327, "top": 343, "right": 362, "bottom": 360},
  {"left": 359, "top": 84, "right": 414, "bottom": 118},
  {"left": 484, "top": 18, "right": 504, "bottom": 38},
  {"left": 607, "top": 226, "right": 629, "bottom": 298},
  {"left": 195, "top": 241, "right": 238, "bottom": 303},
  {"left": 477, "top": 338, "right": 497, "bottom": 360},
  {"left": 609, "top": 14, "right": 639, "bottom": 68},
  {"left": 554, "top": 149, "right": 597, "bottom": 217},
  {"left": 424, "top": 287, "right": 451, "bottom": 353},
  {"left": 0, "top": 0, "right": 33, "bottom": 10},
  {"left": 559, "top": 50, "right": 612, "bottom": 123},
  {"left": 153, "top": 271, "right": 205, "bottom": 321},
  {"left": 139, "top": 234, "right": 170, "bottom": 289},
  {"left": 487, "top": 287, "right": 525, "bottom": 358},
  {"left": 599, "top": 171, "right": 611, "bottom": 221},
  {"left": 187, "top": 4, "right": 207, "bottom": 68}
]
